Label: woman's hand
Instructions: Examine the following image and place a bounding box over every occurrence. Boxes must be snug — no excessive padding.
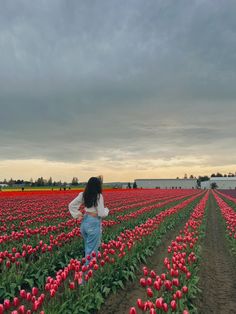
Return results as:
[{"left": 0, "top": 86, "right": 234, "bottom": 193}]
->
[{"left": 77, "top": 212, "right": 84, "bottom": 220}]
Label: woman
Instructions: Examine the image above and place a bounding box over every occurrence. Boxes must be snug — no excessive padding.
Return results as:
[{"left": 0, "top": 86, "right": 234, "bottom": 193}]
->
[{"left": 68, "top": 176, "right": 109, "bottom": 260}]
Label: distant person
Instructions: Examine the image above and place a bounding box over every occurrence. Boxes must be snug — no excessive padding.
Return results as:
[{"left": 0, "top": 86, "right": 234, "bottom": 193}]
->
[{"left": 69, "top": 176, "right": 109, "bottom": 261}]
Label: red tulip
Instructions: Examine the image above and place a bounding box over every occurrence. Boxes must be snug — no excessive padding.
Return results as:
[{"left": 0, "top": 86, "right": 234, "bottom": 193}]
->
[
  {"left": 137, "top": 299, "right": 144, "bottom": 310},
  {"left": 182, "top": 286, "right": 188, "bottom": 294},
  {"left": 154, "top": 280, "right": 161, "bottom": 291},
  {"left": 140, "top": 278, "right": 147, "bottom": 287},
  {"left": 81, "top": 265, "right": 87, "bottom": 272},
  {"left": 172, "top": 278, "right": 179, "bottom": 287},
  {"left": 93, "top": 264, "right": 99, "bottom": 270},
  {"left": 18, "top": 305, "right": 26, "bottom": 314},
  {"left": 146, "top": 287, "right": 153, "bottom": 297},
  {"left": 164, "top": 280, "right": 172, "bottom": 290},
  {"left": 129, "top": 307, "right": 137, "bottom": 314},
  {"left": 4, "top": 299, "right": 10, "bottom": 310},
  {"left": 160, "top": 273, "right": 166, "bottom": 280},
  {"left": 150, "top": 270, "right": 156, "bottom": 278},
  {"left": 32, "top": 287, "right": 38, "bottom": 296},
  {"left": 26, "top": 293, "right": 31, "bottom": 301},
  {"left": 162, "top": 303, "right": 168, "bottom": 312},
  {"left": 176, "top": 290, "right": 182, "bottom": 299},
  {"left": 146, "top": 277, "right": 152, "bottom": 286},
  {"left": 13, "top": 297, "right": 19, "bottom": 307},
  {"left": 155, "top": 298, "right": 163, "bottom": 309},
  {"left": 171, "top": 300, "right": 177, "bottom": 310},
  {"left": 32, "top": 301, "right": 40, "bottom": 311},
  {"left": 69, "top": 282, "right": 75, "bottom": 290}
]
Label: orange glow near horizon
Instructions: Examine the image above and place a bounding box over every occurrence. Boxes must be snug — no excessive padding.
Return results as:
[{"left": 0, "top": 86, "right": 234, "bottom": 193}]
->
[{"left": 0, "top": 158, "right": 236, "bottom": 182}]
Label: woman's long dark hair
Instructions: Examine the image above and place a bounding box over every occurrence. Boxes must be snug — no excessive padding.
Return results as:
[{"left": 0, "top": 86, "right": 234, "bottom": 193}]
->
[{"left": 83, "top": 177, "right": 102, "bottom": 208}]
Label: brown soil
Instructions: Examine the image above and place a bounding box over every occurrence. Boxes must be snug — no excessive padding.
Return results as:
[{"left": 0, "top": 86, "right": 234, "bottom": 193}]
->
[
  {"left": 196, "top": 193, "right": 236, "bottom": 314},
  {"left": 97, "top": 213, "right": 190, "bottom": 314}
]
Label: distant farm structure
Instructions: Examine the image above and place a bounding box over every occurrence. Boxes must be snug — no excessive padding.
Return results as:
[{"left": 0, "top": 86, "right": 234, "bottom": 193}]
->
[
  {"left": 134, "top": 178, "right": 198, "bottom": 189},
  {"left": 201, "top": 177, "right": 236, "bottom": 189}
]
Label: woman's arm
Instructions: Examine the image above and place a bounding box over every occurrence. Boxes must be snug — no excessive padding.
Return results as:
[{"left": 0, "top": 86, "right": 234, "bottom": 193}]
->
[
  {"left": 68, "top": 192, "right": 84, "bottom": 219},
  {"left": 97, "top": 194, "right": 109, "bottom": 218}
]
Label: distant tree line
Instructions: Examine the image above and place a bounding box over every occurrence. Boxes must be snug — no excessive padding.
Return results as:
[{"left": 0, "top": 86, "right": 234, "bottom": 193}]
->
[
  {"left": 176, "top": 172, "right": 236, "bottom": 180},
  {"left": 0, "top": 177, "right": 80, "bottom": 187},
  {"left": 210, "top": 172, "right": 236, "bottom": 177}
]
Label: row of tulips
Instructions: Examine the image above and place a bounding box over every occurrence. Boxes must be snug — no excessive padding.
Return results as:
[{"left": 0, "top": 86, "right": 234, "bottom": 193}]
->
[
  {"left": 212, "top": 191, "right": 236, "bottom": 240},
  {"left": 129, "top": 192, "right": 209, "bottom": 314},
  {"left": 0, "top": 191, "right": 141, "bottom": 230},
  {"left": 0, "top": 193, "right": 204, "bottom": 313},
  {"left": 1, "top": 190, "right": 194, "bottom": 228},
  {"left": 216, "top": 190, "right": 236, "bottom": 204}
]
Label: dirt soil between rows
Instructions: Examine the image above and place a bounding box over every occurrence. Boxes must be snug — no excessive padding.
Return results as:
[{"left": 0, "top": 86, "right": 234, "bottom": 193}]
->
[
  {"left": 196, "top": 193, "right": 236, "bottom": 314},
  {"left": 97, "top": 210, "right": 191, "bottom": 314}
]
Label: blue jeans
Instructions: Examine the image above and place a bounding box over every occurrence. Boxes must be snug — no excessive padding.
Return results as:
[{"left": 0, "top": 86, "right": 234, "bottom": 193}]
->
[{"left": 80, "top": 215, "right": 102, "bottom": 261}]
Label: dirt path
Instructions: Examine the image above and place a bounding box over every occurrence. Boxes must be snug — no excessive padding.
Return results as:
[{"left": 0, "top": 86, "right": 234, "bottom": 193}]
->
[
  {"left": 97, "top": 210, "right": 192, "bottom": 314},
  {"left": 196, "top": 193, "right": 236, "bottom": 314}
]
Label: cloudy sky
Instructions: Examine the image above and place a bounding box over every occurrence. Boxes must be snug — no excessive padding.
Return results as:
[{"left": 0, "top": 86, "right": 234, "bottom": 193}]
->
[{"left": 0, "top": 0, "right": 236, "bottom": 182}]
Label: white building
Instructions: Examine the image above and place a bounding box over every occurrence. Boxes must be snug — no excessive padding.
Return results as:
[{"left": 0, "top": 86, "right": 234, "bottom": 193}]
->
[
  {"left": 201, "top": 177, "right": 236, "bottom": 189},
  {"left": 135, "top": 179, "right": 198, "bottom": 189}
]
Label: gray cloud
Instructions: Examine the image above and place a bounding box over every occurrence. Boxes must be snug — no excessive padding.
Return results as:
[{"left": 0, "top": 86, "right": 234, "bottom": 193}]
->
[{"left": 0, "top": 0, "right": 236, "bottom": 173}]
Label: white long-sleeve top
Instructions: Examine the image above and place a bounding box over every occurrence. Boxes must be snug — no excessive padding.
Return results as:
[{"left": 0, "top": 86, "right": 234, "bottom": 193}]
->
[{"left": 68, "top": 192, "right": 109, "bottom": 219}]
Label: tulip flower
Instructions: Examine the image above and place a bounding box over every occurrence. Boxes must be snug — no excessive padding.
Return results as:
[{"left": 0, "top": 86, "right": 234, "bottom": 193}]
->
[
  {"left": 129, "top": 307, "right": 137, "bottom": 314},
  {"left": 146, "top": 287, "right": 153, "bottom": 297},
  {"left": 162, "top": 303, "right": 168, "bottom": 312},
  {"left": 170, "top": 300, "right": 177, "bottom": 310},
  {"left": 137, "top": 298, "right": 144, "bottom": 310},
  {"left": 69, "top": 282, "right": 75, "bottom": 290},
  {"left": 155, "top": 298, "right": 163, "bottom": 309},
  {"left": 13, "top": 297, "right": 19, "bottom": 307},
  {"left": 182, "top": 286, "right": 188, "bottom": 294},
  {"left": 4, "top": 299, "right": 11, "bottom": 310},
  {"left": 18, "top": 305, "right": 26, "bottom": 314},
  {"left": 140, "top": 278, "right": 147, "bottom": 287},
  {"left": 32, "top": 287, "right": 38, "bottom": 296}
]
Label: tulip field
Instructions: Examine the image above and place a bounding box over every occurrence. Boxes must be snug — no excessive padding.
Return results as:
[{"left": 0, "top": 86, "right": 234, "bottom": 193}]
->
[{"left": 1, "top": 189, "right": 236, "bottom": 313}]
